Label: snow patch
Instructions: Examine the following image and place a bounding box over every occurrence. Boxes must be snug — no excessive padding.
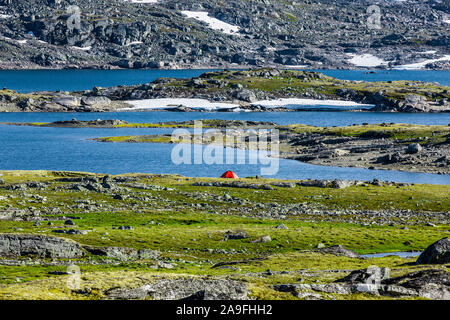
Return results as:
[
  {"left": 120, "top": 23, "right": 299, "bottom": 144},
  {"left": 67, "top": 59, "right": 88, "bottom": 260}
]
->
[
  {"left": 444, "top": 20, "right": 450, "bottom": 24},
  {"left": 394, "top": 55, "right": 450, "bottom": 70},
  {"left": 0, "top": 14, "right": 12, "bottom": 19},
  {"left": 124, "top": 0, "right": 158, "bottom": 3},
  {"left": 127, "top": 41, "right": 143, "bottom": 46},
  {"left": 253, "top": 98, "right": 373, "bottom": 109},
  {"left": 347, "top": 54, "right": 388, "bottom": 67},
  {"left": 122, "top": 98, "right": 373, "bottom": 111},
  {"left": 71, "top": 46, "right": 92, "bottom": 51},
  {"left": 0, "top": 36, "right": 27, "bottom": 45},
  {"left": 284, "top": 65, "right": 308, "bottom": 69},
  {"left": 181, "top": 11, "right": 240, "bottom": 35},
  {"left": 124, "top": 98, "right": 240, "bottom": 111}
]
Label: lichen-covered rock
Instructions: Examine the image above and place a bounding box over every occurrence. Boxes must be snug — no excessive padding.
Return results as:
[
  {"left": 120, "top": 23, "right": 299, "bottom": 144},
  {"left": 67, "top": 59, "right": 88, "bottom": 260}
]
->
[
  {"left": 382, "top": 269, "right": 450, "bottom": 300},
  {"left": 417, "top": 238, "right": 450, "bottom": 264},
  {"left": 276, "top": 269, "right": 449, "bottom": 300},
  {"left": 335, "top": 267, "right": 390, "bottom": 284},
  {"left": 82, "top": 245, "right": 159, "bottom": 261},
  {"left": 106, "top": 278, "right": 248, "bottom": 300},
  {"left": 0, "top": 234, "right": 84, "bottom": 258},
  {"left": 316, "top": 245, "right": 360, "bottom": 258},
  {"left": 53, "top": 96, "right": 81, "bottom": 108},
  {"left": 223, "top": 230, "right": 249, "bottom": 240},
  {"left": 81, "top": 96, "right": 111, "bottom": 108},
  {"left": 406, "top": 143, "right": 423, "bottom": 154}
]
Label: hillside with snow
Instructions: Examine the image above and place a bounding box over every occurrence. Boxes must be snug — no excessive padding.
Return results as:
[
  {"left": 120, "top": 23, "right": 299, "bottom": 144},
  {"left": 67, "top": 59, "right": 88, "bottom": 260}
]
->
[{"left": 0, "top": 0, "right": 448, "bottom": 69}]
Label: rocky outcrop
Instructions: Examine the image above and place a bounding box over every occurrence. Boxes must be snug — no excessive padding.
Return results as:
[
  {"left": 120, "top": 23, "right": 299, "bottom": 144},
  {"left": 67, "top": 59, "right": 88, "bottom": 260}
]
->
[
  {"left": 83, "top": 245, "right": 159, "bottom": 261},
  {"left": 388, "top": 95, "right": 450, "bottom": 113},
  {"left": 316, "top": 245, "right": 360, "bottom": 258},
  {"left": 406, "top": 143, "right": 423, "bottom": 154},
  {"left": 192, "top": 181, "right": 274, "bottom": 190},
  {"left": 335, "top": 267, "right": 391, "bottom": 284},
  {"left": 275, "top": 268, "right": 449, "bottom": 300},
  {"left": 0, "top": 209, "right": 32, "bottom": 221},
  {"left": 223, "top": 230, "right": 250, "bottom": 240},
  {"left": 382, "top": 269, "right": 450, "bottom": 300},
  {"left": 47, "top": 119, "right": 128, "bottom": 127},
  {"left": 80, "top": 96, "right": 112, "bottom": 110},
  {"left": 417, "top": 238, "right": 450, "bottom": 264},
  {"left": 0, "top": 233, "right": 163, "bottom": 261},
  {"left": 0, "top": 234, "right": 84, "bottom": 258},
  {"left": 106, "top": 278, "right": 248, "bottom": 300}
]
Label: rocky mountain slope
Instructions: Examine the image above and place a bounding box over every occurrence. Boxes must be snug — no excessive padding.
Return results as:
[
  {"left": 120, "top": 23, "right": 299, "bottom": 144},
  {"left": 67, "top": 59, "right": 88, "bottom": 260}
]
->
[{"left": 0, "top": 0, "right": 448, "bottom": 69}]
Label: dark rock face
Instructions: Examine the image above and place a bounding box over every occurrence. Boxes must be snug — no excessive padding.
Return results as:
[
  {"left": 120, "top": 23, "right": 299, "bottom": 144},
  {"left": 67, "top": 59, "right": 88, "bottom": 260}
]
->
[
  {"left": 417, "top": 238, "right": 450, "bottom": 264},
  {"left": 0, "top": 0, "right": 448, "bottom": 70},
  {"left": 106, "top": 278, "right": 248, "bottom": 300},
  {"left": 382, "top": 269, "right": 450, "bottom": 300},
  {"left": 275, "top": 268, "right": 450, "bottom": 300},
  {"left": 294, "top": 268, "right": 450, "bottom": 299},
  {"left": 383, "top": 269, "right": 450, "bottom": 289},
  {"left": 0, "top": 234, "right": 84, "bottom": 258}
]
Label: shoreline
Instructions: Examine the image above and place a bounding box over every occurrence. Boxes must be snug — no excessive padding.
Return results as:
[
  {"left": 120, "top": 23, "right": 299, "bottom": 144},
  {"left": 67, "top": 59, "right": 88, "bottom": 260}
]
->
[
  {"left": 1, "top": 68, "right": 449, "bottom": 113},
  {"left": 4, "top": 119, "right": 449, "bottom": 176},
  {"left": 94, "top": 133, "right": 450, "bottom": 176}
]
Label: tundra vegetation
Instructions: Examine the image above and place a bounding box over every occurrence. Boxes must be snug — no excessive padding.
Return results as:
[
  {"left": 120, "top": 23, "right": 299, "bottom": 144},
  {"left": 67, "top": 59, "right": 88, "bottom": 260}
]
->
[{"left": 0, "top": 170, "right": 448, "bottom": 300}]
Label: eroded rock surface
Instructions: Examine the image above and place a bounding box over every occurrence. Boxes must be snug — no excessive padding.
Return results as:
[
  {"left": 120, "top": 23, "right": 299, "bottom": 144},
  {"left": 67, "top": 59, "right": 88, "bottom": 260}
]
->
[
  {"left": 0, "top": 234, "right": 84, "bottom": 258},
  {"left": 417, "top": 238, "right": 450, "bottom": 264},
  {"left": 106, "top": 278, "right": 248, "bottom": 300}
]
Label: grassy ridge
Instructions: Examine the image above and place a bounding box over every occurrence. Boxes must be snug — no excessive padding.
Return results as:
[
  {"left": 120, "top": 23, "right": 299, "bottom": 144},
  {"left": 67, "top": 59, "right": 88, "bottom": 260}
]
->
[{"left": 91, "top": 122, "right": 450, "bottom": 145}]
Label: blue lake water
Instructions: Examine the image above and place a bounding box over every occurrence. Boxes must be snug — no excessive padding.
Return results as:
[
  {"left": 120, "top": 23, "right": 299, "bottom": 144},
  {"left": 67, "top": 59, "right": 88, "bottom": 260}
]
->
[
  {"left": 0, "top": 69, "right": 449, "bottom": 183},
  {"left": 0, "top": 123, "right": 449, "bottom": 184},
  {"left": 0, "top": 69, "right": 218, "bottom": 93},
  {"left": 1, "top": 111, "right": 450, "bottom": 127},
  {"left": 0, "top": 69, "right": 448, "bottom": 93}
]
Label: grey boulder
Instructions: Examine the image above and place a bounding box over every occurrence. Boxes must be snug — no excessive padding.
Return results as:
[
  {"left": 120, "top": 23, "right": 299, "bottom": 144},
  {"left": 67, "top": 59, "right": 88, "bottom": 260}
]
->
[
  {"left": 0, "top": 234, "right": 84, "bottom": 258},
  {"left": 417, "top": 238, "right": 450, "bottom": 264},
  {"left": 106, "top": 278, "right": 248, "bottom": 300}
]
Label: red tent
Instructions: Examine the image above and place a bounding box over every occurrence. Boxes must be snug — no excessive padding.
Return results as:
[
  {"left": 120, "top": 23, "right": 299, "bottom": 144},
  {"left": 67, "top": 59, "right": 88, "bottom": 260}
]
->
[{"left": 221, "top": 171, "right": 239, "bottom": 179}]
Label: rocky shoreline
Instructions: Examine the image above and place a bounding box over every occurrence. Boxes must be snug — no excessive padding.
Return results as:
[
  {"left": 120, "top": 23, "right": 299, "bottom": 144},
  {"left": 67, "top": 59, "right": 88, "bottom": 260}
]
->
[
  {"left": 1, "top": 69, "right": 449, "bottom": 113},
  {"left": 6, "top": 119, "right": 449, "bottom": 174}
]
